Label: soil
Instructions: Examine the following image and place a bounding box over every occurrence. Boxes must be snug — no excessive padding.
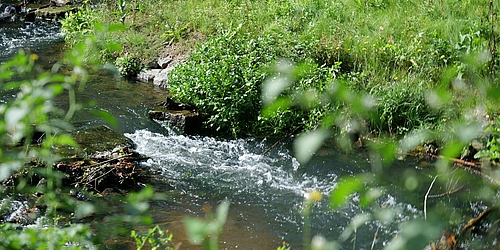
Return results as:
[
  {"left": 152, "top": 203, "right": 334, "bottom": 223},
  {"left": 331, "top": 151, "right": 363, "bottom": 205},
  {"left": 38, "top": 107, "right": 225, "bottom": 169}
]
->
[{"left": 156, "top": 31, "right": 206, "bottom": 69}]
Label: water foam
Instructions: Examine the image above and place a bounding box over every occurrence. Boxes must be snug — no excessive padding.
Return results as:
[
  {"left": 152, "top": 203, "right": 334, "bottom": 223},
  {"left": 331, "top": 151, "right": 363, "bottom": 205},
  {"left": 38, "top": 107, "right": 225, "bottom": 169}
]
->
[{"left": 126, "top": 128, "right": 333, "bottom": 197}]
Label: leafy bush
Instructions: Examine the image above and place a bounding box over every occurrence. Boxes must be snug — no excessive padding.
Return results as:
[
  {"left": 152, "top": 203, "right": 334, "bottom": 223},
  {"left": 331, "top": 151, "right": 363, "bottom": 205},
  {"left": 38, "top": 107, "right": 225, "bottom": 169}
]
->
[
  {"left": 115, "top": 53, "right": 143, "bottom": 77},
  {"left": 60, "top": 2, "right": 98, "bottom": 44},
  {"left": 0, "top": 223, "right": 94, "bottom": 250},
  {"left": 168, "top": 28, "right": 343, "bottom": 136},
  {"left": 131, "top": 225, "right": 175, "bottom": 250},
  {"left": 475, "top": 116, "right": 500, "bottom": 161},
  {"left": 168, "top": 30, "right": 285, "bottom": 136}
]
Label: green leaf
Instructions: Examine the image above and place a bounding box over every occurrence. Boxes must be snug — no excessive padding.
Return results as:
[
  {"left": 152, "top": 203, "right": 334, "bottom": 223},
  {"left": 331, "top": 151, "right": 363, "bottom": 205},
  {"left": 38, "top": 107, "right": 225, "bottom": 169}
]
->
[
  {"left": 330, "top": 175, "right": 364, "bottom": 209},
  {"left": 184, "top": 217, "right": 209, "bottom": 244},
  {"left": 215, "top": 200, "right": 230, "bottom": 227},
  {"left": 106, "top": 42, "right": 123, "bottom": 52},
  {"left": 75, "top": 202, "right": 95, "bottom": 219},
  {"left": 294, "top": 128, "right": 330, "bottom": 164},
  {"left": 262, "top": 76, "right": 291, "bottom": 105},
  {"left": 261, "top": 97, "right": 291, "bottom": 118},
  {"left": 53, "top": 134, "right": 78, "bottom": 147},
  {"left": 106, "top": 24, "right": 126, "bottom": 32},
  {"left": 91, "top": 109, "right": 117, "bottom": 127},
  {"left": 5, "top": 106, "right": 29, "bottom": 128}
]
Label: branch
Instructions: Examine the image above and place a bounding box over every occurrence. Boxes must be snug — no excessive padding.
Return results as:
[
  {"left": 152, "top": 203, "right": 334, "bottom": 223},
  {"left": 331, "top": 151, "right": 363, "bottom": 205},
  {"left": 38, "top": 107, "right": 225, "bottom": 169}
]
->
[
  {"left": 459, "top": 207, "right": 497, "bottom": 236},
  {"left": 424, "top": 175, "right": 439, "bottom": 220},
  {"left": 427, "top": 185, "right": 464, "bottom": 198},
  {"left": 429, "top": 154, "right": 500, "bottom": 186}
]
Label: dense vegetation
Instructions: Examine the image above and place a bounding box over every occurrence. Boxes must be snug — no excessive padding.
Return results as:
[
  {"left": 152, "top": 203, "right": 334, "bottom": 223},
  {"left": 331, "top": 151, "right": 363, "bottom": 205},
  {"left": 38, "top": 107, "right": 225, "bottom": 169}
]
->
[
  {"left": 62, "top": 0, "right": 499, "bottom": 139},
  {"left": 1, "top": 0, "right": 499, "bottom": 249}
]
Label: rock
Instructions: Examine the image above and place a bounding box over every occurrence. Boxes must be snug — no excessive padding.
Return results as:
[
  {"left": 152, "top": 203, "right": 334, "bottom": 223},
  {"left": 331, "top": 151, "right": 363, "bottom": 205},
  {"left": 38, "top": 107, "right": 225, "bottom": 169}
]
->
[
  {"left": 153, "top": 67, "right": 173, "bottom": 88},
  {"left": 149, "top": 109, "right": 202, "bottom": 134},
  {"left": 137, "top": 68, "right": 161, "bottom": 83},
  {"left": 70, "top": 125, "right": 136, "bottom": 154},
  {"left": 145, "top": 59, "right": 160, "bottom": 69},
  {"left": 35, "top": 4, "right": 75, "bottom": 20},
  {"left": 460, "top": 139, "right": 484, "bottom": 161},
  {"left": 158, "top": 56, "right": 172, "bottom": 69},
  {"left": 148, "top": 98, "right": 204, "bottom": 134},
  {"left": 164, "top": 96, "right": 197, "bottom": 111},
  {"left": 50, "top": 0, "right": 69, "bottom": 7},
  {"left": 137, "top": 67, "right": 173, "bottom": 88}
]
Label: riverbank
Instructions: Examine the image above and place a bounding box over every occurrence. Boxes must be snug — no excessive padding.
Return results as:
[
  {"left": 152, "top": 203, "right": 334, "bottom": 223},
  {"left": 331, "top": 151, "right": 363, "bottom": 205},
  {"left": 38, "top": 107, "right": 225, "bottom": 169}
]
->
[
  {"left": 60, "top": 0, "right": 499, "bottom": 139},
  {"left": 2, "top": 11, "right": 500, "bottom": 249}
]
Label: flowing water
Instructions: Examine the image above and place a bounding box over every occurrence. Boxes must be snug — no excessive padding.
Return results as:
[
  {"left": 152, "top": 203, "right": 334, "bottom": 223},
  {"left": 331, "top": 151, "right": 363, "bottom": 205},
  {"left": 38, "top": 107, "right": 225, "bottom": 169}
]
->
[{"left": 1, "top": 21, "right": 495, "bottom": 250}]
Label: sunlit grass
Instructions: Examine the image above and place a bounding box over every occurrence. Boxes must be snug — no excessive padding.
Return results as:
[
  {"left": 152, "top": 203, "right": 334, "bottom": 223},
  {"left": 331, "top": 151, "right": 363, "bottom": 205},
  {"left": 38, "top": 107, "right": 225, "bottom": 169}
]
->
[{"left": 67, "top": 0, "right": 499, "bottom": 136}]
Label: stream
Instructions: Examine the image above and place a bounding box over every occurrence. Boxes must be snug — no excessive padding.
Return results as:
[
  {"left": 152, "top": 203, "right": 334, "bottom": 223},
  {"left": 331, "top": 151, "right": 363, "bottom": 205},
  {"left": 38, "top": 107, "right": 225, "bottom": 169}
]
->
[{"left": 1, "top": 20, "right": 496, "bottom": 250}]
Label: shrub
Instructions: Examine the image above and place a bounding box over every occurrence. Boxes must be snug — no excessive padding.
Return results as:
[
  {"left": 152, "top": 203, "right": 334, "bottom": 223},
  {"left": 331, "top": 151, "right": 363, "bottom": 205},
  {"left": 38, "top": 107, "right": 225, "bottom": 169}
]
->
[
  {"left": 168, "top": 30, "right": 287, "bottom": 136},
  {"left": 60, "top": 3, "right": 97, "bottom": 45},
  {"left": 115, "top": 53, "right": 143, "bottom": 77}
]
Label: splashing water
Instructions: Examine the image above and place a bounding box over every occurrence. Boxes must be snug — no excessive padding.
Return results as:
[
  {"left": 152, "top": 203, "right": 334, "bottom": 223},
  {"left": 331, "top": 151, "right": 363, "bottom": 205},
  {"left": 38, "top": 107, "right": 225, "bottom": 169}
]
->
[{"left": 125, "top": 125, "right": 422, "bottom": 249}]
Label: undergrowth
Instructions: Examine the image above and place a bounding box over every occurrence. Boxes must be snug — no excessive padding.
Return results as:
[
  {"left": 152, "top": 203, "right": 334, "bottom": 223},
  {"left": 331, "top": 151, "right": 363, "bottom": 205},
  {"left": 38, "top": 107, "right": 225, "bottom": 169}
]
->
[{"left": 61, "top": 0, "right": 500, "bottom": 138}]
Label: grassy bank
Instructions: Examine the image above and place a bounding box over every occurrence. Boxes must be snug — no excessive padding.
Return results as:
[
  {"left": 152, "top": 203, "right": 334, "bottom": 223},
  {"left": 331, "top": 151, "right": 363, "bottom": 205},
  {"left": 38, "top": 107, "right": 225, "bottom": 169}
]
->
[{"left": 62, "top": 0, "right": 499, "bottom": 139}]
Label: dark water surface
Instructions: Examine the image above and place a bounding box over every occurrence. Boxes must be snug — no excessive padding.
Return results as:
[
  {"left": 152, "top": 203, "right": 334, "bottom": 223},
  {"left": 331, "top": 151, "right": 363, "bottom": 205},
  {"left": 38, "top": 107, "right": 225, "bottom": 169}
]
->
[{"left": 1, "top": 21, "right": 492, "bottom": 250}]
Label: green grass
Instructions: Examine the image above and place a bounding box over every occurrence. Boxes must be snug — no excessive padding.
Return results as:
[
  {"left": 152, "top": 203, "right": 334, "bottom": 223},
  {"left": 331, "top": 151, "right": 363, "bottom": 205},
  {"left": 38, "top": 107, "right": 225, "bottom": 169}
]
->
[{"left": 62, "top": 0, "right": 500, "bottom": 137}]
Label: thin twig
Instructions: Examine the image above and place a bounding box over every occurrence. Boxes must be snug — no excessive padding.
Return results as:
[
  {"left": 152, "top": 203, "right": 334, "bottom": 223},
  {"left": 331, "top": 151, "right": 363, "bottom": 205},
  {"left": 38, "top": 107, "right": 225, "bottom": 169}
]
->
[
  {"left": 262, "top": 126, "right": 301, "bottom": 155},
  {"left": 427, "top": 185, "right": 464, "bottom": 198},
  {"left": 86, "top": 153, "right": 133, "bottom": 168},
  {"left": 429, "top": 154, "right": 500, "bottom": 186},
  {"left": 429, "top": 154, "right": 480, "bottom": 168},
  {"left": 86, "top": 166, "right": 118, "bottom": 186},
  {"left": 370, "top": 226, "right": 379, "bottom": 250},
  {"left": 459, "top": 207, "right": 496, "bottom": 236},
  {"left": 424, "top": 175, "right": 439, "bottom": 220},
  {"left": 72, "top": 153, "right": 134, "bottom": 187},
  {"left": 461, "top": 164, "right": 500, "bottom": 186}
]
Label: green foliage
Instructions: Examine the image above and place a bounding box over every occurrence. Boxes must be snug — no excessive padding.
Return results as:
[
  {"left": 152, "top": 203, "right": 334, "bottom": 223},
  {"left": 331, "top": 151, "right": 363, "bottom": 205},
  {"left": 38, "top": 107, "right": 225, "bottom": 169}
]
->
[
  {"left": 276, "top": 241, "right": 292, "bottom": 250},
  {"left": 475, "top": 117, "right": 500, "bottom": 161},
  {"left": 60, "top": 0, "right": 500, "bottom": 247},
  {"left": 161, "top": 21, "right": 192, "bottom": 45},
  {"left": 263, "top": 46, "right": 500, "bottom": 248},
  {"left": 112, "top": 0, "right": 129, "bottom": 23},
  {"left": 0, "top": 25, "right": 162, "bottom": 250},
  {"left": 0, "top": 223, "right": 94, "bottom": 250},
  {"left": 168, "top": 31, "right": 344, "bottom": 137},
  {"left": 0, "top": 41, "right": 98, "bottom": 248},
  {"left": 60, "top": 2, "right": 98, "bottom": 44},
  {"left": 131, "top": 225, "right": 175, "bottom": 250},
  {"left": 115, "top": 53, "right": 143, "bottom": 77},
  {"left": 168, "top": 30, "right": 286, "bottom": 136},
  {"left": 68, "top": 0, "right": 499, "bottom": 137},
  {"left": 184, "top": 200, "right": 229, "bottom": 250},
  {"left": 371, "top": 84, "right": 443, "bottom": 135}
]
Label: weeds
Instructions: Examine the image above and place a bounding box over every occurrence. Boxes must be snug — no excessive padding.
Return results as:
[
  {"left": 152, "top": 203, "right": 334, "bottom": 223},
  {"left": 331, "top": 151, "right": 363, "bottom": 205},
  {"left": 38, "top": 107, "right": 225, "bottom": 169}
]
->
[{"left": 131, "top": 225, "right": 175, "bottom": 250}]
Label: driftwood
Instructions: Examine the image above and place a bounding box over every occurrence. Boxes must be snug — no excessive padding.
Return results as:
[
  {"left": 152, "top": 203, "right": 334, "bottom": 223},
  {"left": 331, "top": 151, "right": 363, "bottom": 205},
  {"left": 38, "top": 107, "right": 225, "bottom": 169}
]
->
[
  {"left": 428, "top": 153, "right": 500, "bottom": 186},
  {"left": 459, "top": 207, "right": 497, "bottom": 236},
  {"left": 55, "top": 146, "right": 150, "bottom": 192},
  {"left": 423, "top": 207, "right": 497, "bottom": 250}
]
